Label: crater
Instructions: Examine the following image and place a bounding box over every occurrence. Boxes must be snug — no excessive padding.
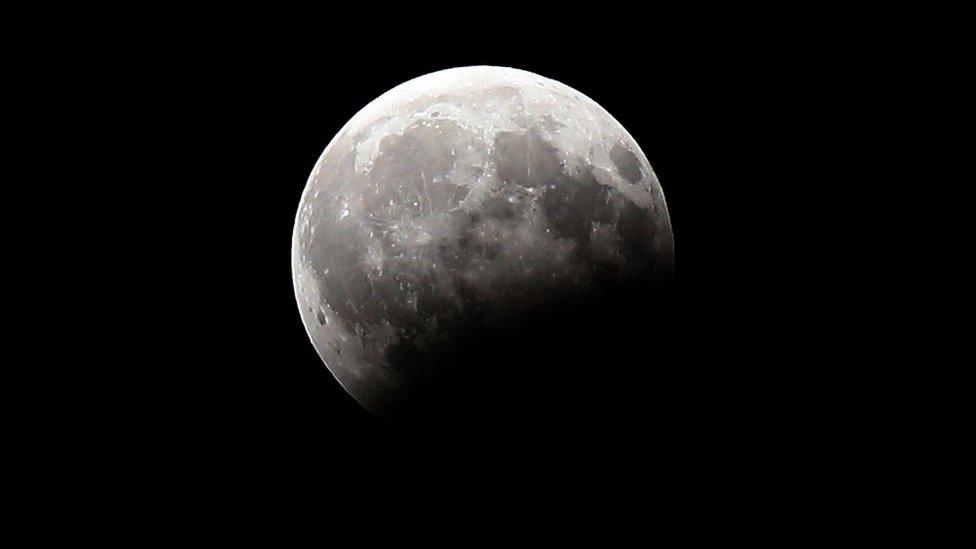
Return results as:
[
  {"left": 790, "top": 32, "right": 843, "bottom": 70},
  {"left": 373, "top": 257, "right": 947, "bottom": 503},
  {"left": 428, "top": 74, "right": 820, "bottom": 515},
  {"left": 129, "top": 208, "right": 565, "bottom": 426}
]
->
[{"left": 610, "top": 143, "right": 642, "bottom": 184}]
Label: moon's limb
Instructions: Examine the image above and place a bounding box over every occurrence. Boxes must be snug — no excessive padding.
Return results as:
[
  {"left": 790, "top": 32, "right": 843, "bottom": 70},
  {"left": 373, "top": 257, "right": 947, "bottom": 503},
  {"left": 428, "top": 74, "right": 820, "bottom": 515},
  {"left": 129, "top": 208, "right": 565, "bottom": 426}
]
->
[{"left": 292, "top": 66, "right": 673, "bottom": 418}]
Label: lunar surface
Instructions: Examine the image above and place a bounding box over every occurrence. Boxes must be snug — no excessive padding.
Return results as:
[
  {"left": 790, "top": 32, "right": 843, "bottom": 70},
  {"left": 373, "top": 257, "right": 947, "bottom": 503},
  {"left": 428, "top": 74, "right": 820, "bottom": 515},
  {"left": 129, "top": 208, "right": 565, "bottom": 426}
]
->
[{"left": 292, "top": 66, "right": 673, "bottom": 420}]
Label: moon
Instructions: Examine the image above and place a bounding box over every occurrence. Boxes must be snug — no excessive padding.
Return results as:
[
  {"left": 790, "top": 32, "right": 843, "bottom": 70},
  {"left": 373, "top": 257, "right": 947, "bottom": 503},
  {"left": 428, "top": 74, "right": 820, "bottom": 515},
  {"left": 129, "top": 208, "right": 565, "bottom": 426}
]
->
[{"left": 292, "top": 66, "right": 673, "bottom": 420}]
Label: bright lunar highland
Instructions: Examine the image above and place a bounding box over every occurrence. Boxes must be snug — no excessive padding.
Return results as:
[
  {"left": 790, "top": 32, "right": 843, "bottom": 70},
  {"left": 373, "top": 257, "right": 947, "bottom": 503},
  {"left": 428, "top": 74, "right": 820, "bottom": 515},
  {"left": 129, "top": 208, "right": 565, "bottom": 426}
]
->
[{"left": 292, "top": 66, "right": 673, "bottom": 419}]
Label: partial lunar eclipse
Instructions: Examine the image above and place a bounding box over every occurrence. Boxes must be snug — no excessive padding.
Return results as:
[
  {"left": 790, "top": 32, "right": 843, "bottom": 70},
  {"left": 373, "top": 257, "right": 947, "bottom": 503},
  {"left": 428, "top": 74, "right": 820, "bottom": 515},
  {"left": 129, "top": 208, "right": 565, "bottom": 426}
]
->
[{"left": 292, "top": 66, "right": 673, "bottom": 418}]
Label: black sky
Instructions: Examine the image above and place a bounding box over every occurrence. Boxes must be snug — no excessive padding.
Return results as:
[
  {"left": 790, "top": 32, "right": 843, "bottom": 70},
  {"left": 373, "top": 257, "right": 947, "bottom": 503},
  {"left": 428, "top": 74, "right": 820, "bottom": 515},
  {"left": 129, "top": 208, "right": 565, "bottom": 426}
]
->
[{"left": 90, "top": 12, "right": 847, "bottom": 481}]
